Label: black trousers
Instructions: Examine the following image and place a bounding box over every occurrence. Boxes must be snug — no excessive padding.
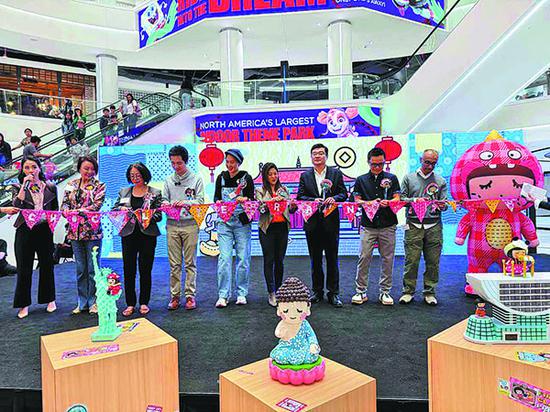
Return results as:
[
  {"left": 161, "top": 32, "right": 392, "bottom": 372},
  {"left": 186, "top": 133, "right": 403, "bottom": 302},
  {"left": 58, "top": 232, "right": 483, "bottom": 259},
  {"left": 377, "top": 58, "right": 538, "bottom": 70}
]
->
[
  {"left": 13, "top": 223, "right": 55, "bottom": 308},
  {"left": 121, "top": 229, "right": 157, "bottom": 306},
  {"left": 258, "top": 222, "right": 289, "bottom": 294},
  {"left": 305, "top": 223, "right": 340, "bottom": 296}
]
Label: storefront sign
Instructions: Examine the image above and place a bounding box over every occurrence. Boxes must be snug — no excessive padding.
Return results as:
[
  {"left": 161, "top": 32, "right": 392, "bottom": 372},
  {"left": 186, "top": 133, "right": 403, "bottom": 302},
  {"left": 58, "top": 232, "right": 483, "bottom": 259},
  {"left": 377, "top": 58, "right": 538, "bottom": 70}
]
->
[
  {"left": 195, "top": 106, "right": 380, "bottom": 142},
  {"left": 138, "top": 0, "right": 445, "bottom": 48}
]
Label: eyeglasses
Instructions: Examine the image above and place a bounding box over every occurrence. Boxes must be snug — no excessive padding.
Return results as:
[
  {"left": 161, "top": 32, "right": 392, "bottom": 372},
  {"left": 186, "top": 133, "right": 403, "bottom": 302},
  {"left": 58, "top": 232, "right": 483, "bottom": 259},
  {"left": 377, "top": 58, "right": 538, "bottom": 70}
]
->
[
  {"left": 369, "top": 162, "right": 384, "bottom": 168},
  {"left": 129, "top": 174, "right": 142, "bottom": 179},
  {"left": 311, "top": 151, "right": 326, "bottom": 157},
  {"left": 422, "top": 160, "right": 437, "bottom": 166}
]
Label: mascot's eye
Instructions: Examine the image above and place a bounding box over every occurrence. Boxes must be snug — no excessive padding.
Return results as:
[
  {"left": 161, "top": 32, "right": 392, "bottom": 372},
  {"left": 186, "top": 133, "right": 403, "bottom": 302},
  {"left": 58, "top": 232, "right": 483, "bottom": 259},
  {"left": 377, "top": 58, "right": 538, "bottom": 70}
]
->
[
  {"left": 508, "top": 150, "right": 521, "bottom": 160},
  {"left": 283, "top": 309, "right": 289, "bottom": 314},
  {"left": 480, "top": 180, "right": 493, "bottom": 190},
  {"left": 297, "top": 309, "right": 303, "bottom": 313},
  {"left": 479, "top": 151, "right": 494, "bottom": 161},
  {"left": 338, "top": 118, "right": 344, "bottom": 123}
]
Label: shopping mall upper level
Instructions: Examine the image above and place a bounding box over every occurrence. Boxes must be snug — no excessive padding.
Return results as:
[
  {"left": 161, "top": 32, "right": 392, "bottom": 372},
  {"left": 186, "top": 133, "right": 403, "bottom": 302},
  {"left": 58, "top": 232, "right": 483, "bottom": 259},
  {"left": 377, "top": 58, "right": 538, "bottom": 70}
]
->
[{"left": 1, "top": 0, "right": 550, "bottom": 138}]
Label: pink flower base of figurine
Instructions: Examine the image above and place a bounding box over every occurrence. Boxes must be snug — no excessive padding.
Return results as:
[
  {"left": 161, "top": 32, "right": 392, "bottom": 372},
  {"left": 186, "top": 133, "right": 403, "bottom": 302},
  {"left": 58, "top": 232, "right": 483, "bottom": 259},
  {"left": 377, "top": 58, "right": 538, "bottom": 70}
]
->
[{"left": 269, "top": 358, "right": 326, "bottom": 385}]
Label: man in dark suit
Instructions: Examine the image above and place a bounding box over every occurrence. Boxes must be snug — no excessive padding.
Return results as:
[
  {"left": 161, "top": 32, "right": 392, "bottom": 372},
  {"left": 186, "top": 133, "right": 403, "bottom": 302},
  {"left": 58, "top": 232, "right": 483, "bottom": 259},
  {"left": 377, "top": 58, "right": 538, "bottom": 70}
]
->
[{"left": 297, "top": 143, "right": 348, "bottom": 307}]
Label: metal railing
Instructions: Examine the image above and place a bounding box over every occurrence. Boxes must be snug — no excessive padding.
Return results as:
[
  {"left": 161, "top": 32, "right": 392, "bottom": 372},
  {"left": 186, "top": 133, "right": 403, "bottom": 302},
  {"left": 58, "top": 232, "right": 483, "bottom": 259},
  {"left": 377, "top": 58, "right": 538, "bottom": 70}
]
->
[
  {"left": 0, "top": 91, "right": 183, "bottom": 207},
  {"left": 193, "top": 0, "right": 478, "bottom": 107}
]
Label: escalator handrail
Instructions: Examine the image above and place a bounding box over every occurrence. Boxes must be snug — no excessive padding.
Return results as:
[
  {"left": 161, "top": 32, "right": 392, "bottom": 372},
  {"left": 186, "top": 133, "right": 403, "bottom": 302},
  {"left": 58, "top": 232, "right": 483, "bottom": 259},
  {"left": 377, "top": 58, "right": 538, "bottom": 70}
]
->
[
  {"left": 41, "top": 91, "right": 182, "bottom": 165},
  {"left": 5, "top": 90, "right": 183, "bottom": 168},
  {"left": 0, "top": 94, "right": 182, "bottom": 208}
]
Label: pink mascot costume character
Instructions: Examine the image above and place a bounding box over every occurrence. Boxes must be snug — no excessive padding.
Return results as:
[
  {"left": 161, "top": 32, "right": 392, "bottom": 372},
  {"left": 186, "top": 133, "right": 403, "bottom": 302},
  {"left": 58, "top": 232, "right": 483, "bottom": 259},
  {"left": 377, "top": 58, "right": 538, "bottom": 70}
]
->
[{"left": 450, "top": 130, "right": 543, "bottom": 295}]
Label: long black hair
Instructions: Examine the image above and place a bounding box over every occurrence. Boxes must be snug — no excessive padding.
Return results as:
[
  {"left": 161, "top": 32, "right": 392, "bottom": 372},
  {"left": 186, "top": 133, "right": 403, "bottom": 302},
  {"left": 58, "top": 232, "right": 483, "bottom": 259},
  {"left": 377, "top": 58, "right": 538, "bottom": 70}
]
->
[
  {"left": 261, "top": 162, "right": 282, "bottom": 194},
  {"left": 18, "top": 156, "right": 46, "bottom": 183}
]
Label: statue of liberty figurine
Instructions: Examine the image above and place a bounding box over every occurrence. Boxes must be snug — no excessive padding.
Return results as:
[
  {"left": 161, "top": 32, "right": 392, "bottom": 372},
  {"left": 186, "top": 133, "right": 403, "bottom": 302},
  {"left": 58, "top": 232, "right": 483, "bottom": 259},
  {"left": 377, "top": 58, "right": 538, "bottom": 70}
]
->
[{"left": 91, "top": 246, "right": 122, "bottom": 342}]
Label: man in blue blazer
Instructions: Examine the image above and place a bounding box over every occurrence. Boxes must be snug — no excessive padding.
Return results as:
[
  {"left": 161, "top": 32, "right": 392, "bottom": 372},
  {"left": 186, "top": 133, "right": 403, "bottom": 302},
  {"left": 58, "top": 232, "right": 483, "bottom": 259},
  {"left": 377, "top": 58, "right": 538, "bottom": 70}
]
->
[{"left": 297, "top": 143, "right": 348, "bottom": 307}]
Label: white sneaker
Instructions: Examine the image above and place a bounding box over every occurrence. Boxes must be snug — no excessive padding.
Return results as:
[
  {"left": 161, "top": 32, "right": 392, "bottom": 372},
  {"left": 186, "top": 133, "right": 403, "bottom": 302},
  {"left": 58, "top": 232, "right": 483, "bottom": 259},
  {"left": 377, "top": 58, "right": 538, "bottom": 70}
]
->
[
  {"left": 215, "top": 298, "right": 228, "bottom": 308},
  {"left": 268, "top": 293, "right": 277, "bottom": 307},
  {"left": 399, "top": 294, "right": 414, "bottom": 304},
  {"left": 351, "top": 292, "right": 368, "bottom": 305},
  {"left": 379, "top": 292, "right": 394, "bottom": 306},
  {"left": 424, "top": 295, "right": 438, "bottom": 306},
  {"left": 236, "top": 296, "right": 247, "bottom": 305}
]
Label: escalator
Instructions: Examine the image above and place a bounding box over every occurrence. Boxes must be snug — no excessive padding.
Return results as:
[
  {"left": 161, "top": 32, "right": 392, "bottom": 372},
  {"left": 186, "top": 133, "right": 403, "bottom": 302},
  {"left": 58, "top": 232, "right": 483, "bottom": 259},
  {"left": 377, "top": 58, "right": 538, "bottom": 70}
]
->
[
  {"left": 0, "top": 90, "right": 185, "bottom": 207},
  {"left": 383, "top": 0, "right": 550, "bottom": 133}
]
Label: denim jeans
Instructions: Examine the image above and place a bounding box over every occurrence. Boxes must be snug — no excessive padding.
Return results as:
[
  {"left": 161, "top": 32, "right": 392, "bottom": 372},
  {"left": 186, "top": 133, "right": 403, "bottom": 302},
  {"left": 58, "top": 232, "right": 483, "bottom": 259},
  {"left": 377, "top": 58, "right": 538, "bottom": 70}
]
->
[
  {"left": 72, "top": 239, "right": 101, "bottom": 309},
  {"left": 216, "top": 217, "right": 251, "bottom": 299}
]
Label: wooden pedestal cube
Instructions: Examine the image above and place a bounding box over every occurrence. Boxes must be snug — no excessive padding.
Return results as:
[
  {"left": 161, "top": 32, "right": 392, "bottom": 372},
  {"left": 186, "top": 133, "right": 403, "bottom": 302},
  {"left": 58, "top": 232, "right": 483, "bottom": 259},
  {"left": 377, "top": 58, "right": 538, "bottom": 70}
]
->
[
  {"left": 220, "top": 357, "right": 376, "bottom": 412},
  {"left": 429, "top": 319, "right": 550, "bottom": 412},
  {"left": 41, "top": 318, "right": 179, "bottom": 412}
]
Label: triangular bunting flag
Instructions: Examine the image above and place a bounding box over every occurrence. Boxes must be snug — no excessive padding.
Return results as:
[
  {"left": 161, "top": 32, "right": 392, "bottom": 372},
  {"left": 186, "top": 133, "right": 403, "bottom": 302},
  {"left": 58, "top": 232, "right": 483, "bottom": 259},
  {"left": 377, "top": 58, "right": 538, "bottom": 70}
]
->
[
  {"left": 243, "top": 201, "right": 260, "bottom": 221},
  {"left": 21, "top": 210, "right": 45, "bottom": 230},
  {"left": 44, "top": 211, "right": 61, "bottom": 232},
  {"left": 213, "top": 202, "right": 238, "bottom": 223},
  {"left": 86, "top": 212, "right": 102, "bottom": 232},
  {"left": 107, "top": 211, "right": 130, "bottom": 234},
  {"left": 448, "top": 201, "right": 457, "bottom": 212},
  {"left": 66, "top": 212, "right": 83, "bottom": 233},
  {"left": 341, "top": 202, "right": 358, "bottom": 222},
  {"left": 134, "top": 209, "right": 154, "bottom": 230},
  {"left": 389, "top": 200, "right": 407, "bottom": 215},
  {"left": 503, "top": 199, "right": 515, "bottom": 212},
  {"left": 485, "top": 199, "right": 500, "bottom": 214},
  {"left": 297, "top": 201, "right": 318, "bottom": 222},
  {"left": 266, "top": 200, "right": 287, "bottom": 220},
  {"left": 410, "top": 200, "right": 429, "bottom": 223},
  {"left": 362, "top": 201, "right": 380, "bottom": 222},
  {"left": 162, "top": 205, "right": 183, "bottom": 221},
  {"left": 323, "top": 203, "right": 338, "bottom": 217},
  {"left": 189, "top": 204, "right": 210, "bottom": 226}
]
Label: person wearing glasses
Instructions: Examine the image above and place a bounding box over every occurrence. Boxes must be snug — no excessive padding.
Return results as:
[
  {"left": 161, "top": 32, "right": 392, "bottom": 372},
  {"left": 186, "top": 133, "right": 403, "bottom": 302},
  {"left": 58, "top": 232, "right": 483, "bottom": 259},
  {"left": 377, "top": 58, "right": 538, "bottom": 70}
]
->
[
  {"left": 399, "top": 149, "right": 447, "bottom": 306},
  {"left": 351, "top": 147, "right": 400, "bottom": 306},
  {"left": 297, "top": 143, "right": 348, "bottom": 308},
  {"left": 114, "top": 162, "right": 162, "bottom": 316}
]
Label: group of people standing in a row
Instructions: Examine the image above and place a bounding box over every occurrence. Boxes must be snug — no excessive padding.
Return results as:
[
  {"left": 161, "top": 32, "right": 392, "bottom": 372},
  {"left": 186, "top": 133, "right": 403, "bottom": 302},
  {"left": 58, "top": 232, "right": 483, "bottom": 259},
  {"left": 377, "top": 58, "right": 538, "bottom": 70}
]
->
[{"left": 3, "top": 142, "right": 497, "bottom": 319}]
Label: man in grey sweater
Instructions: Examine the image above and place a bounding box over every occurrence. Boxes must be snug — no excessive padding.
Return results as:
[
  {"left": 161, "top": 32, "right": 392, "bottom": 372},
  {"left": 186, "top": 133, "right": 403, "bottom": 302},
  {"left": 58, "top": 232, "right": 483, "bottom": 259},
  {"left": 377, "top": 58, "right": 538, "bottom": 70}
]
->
[
  {"left": 163, "top": 145, "right": 204, "bottom": 311},
  {"left": 399, "top": 149, "right": 447, "bottom": 306}
]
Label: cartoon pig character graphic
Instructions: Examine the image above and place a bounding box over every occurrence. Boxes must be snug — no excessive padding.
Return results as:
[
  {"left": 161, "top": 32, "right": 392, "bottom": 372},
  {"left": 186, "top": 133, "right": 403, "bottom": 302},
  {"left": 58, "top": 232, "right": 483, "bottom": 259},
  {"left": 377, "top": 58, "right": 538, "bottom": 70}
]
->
[{"left": 450, "top": 130, "right": 543, "bottom": 294}]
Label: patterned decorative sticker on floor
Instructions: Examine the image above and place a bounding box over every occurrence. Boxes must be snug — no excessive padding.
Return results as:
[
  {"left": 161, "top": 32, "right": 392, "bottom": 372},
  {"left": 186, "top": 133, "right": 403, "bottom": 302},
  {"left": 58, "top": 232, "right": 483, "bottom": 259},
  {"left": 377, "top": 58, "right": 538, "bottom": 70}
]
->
[
  {"left": 276, "top": 397, "right": 307, "bottom": 412},
  {"left": 61, "top": 344, "right": 119, "bottom": 360}
]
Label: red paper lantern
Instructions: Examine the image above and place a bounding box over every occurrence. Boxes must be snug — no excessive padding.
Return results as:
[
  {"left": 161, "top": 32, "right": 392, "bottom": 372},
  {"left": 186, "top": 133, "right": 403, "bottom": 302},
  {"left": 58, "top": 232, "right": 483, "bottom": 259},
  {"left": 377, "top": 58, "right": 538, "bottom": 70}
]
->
[
  {"left": 375, "top": 136, "right": 402, "bottom": 171},
  {"left": 199, "top": 143, "right": 224, "bottom": 182}
]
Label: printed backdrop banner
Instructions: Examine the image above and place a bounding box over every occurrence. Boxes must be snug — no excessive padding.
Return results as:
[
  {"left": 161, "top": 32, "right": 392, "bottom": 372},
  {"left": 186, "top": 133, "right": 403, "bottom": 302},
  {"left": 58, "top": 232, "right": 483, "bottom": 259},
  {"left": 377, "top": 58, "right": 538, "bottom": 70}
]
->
[
  {"left": 98, "top": 129, "right": 525, "bottom": 258},
  {"left": 195, "top": 106, "right": 381, "bottom": 143},
  {"left": 138, "top": 0, "right": 445, "bottom": 48}
]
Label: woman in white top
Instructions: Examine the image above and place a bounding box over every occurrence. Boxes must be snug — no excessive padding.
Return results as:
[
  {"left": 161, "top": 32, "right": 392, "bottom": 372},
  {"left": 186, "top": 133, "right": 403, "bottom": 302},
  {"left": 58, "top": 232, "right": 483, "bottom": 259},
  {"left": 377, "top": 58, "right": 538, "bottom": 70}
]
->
[{"left": 122, "top": 93, "right": 140, "bottom": 138}]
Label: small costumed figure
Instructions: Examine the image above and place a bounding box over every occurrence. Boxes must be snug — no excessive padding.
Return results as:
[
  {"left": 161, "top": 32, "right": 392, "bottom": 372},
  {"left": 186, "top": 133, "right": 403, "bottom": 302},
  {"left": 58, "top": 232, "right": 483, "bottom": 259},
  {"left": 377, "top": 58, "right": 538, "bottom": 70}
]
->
[
  {"left": 91, "top": 247, "right": 122, "bottom": 342},
  {"left": 502, "top": 237, "right": 535, "bottom": 277},
  {"left": 107, "top": 273, "right": 122, "bottom": 296},
  {"left": 269, "top": 277, "right": 326, "bottom": 385},
  {"left": 475, "top": 302, "right": 486, "bottom": 317}
]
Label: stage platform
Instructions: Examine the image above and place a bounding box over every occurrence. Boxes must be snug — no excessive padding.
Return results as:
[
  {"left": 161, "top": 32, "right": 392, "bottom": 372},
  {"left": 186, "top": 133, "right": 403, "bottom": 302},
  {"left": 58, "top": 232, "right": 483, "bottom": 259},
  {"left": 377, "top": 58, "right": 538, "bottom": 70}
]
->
[{"left": 1, "top": 254, "right": 549, "bottom": 411}]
